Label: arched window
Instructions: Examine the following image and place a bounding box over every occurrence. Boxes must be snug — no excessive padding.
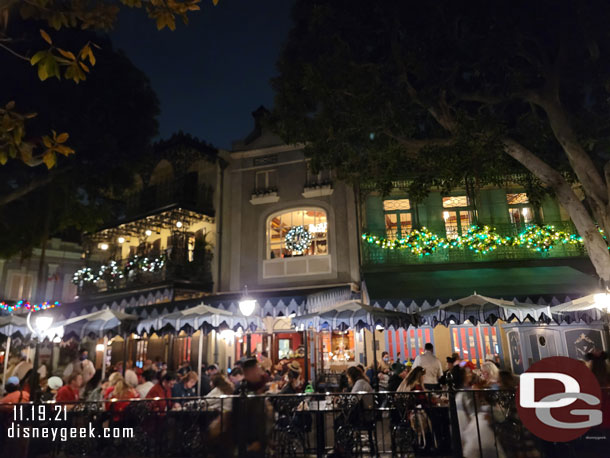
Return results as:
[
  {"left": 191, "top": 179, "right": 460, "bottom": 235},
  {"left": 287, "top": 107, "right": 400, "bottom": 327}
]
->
[{"left": 267, "top": 208, "right": 328, "bottom": 259}]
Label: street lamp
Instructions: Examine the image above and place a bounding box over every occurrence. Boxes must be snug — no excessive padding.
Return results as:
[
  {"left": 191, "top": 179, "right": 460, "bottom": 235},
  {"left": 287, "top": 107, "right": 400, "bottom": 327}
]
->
[
  {"left": 239, "top": 286, "right": 256, "bottom": 357},
  {"left": 27, "top": 312, "right": 54, "bottom": 402}
]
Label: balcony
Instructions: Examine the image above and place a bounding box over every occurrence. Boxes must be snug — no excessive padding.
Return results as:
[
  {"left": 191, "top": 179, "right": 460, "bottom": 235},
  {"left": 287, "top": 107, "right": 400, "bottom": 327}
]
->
[
  {"left": 361, "top": 221, "right": 587, "bottom": 267},
  {"left": 73, "top": 247, "right": 213, "bottom": 297}
]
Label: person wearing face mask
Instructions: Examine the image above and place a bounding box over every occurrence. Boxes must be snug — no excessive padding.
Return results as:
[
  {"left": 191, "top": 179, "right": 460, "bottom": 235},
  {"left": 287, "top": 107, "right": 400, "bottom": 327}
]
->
[{"left": 380, "top": 351, "right": 391, "bottom": 371}]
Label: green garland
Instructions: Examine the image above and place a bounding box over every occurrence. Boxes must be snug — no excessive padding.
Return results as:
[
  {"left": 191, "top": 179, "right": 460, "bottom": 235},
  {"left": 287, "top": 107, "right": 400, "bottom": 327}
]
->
[{"left": 362, "top": 224, "right": 587, "bottom": 257}]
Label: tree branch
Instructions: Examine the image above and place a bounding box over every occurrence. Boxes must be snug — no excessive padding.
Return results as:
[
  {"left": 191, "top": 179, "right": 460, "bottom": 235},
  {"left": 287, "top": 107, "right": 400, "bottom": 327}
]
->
[
  {"left": 382, "top": 130, "right": 455, "bottom": 156},
  {"left": 0, "top": 42, "right": 29, "bottom": 61},
  {"left": 502, "top": 137, "right": 610, "bottom": 281},
  {"left": 0, "top": 168, "right": 64, "bottom": 207}
]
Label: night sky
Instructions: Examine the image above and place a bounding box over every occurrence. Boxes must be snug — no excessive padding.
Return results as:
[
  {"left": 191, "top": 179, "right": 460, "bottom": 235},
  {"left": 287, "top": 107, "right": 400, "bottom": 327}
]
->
[{"left": 111, "top": 0, "right": 295, "bottom": 149}]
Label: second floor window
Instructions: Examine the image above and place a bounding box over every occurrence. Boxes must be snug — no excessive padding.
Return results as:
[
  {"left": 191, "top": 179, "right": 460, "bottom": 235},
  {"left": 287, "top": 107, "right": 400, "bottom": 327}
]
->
[
  {"left": 306, "top": 168, "right": 332, "bottom": 186},
  {"left": 268, "top": 208, "right": 328, "bottom": 259},
  {"left": 255, "top": 170, "right": 277, "bottom": 192},
  {"left": 6, "top": 272, "right": 34, "bottom": 301},
  {"left": 506, "top": 193, "right": 534, "bottom": 226},
  {"left": 383, "top": 199, "right": 413, "bottom": 240},
  {"left": 442, "top": 196, "right": 473, "bottom": 238}
]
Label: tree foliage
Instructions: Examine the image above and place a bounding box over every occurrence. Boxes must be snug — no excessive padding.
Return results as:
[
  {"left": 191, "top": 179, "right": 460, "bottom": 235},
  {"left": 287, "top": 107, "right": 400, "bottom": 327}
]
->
[
  {"left": 0, "top": 0, "right": 214, "bottom": 169},
  {"left": 272, "top": 0, "right": 610, "bottom": 282},
  {"left": 0, "top": 22, "right": 160, "bottom": 258}
]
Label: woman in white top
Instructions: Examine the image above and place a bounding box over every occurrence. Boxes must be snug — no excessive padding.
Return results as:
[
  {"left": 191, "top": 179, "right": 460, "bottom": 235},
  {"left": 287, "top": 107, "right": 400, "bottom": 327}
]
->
[{"left": 205, "top": 374, "right": 235, "bottom": 411}]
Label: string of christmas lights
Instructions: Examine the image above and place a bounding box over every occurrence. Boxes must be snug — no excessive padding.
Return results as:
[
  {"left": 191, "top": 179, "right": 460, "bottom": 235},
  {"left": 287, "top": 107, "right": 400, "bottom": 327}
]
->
[
  {"left": 0, "top": 300, "right": 61, "bottom": 313},
  {"left": 73, "top": 254, "right": 167, "bottom": 286},
  {"left": 362, "top": 224, "right": 589, "bottom": 257}
]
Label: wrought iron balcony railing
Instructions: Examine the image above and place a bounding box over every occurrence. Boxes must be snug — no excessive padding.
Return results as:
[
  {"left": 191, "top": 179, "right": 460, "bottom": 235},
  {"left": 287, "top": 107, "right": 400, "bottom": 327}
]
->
[{"left": 73, "top": 249, "right": 212, "bottom": 296}]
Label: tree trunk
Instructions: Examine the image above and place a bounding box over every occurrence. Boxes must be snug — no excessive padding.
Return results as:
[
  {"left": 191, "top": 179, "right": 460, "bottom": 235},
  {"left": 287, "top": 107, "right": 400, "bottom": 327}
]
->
[
  {"left": 536, "top": 95, "right": 609, "bottom": 227},
  {"left": 502, "top": 138, "right": 610, "bottom": 283}
]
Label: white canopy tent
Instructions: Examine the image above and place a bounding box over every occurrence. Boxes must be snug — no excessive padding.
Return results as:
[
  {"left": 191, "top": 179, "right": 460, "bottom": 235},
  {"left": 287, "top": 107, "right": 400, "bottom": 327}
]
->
[
  {"left": 552, "top": 293, "right": 609, "bottom": 323},
  {"left": 292, "top": 300, "right": 415, "bottom": 332},
  {"left": 420, "top": 293, "right": 552, "bottom": 326},
  {"left": 136, "top": 302, "right": 262, "bottom": 335}
]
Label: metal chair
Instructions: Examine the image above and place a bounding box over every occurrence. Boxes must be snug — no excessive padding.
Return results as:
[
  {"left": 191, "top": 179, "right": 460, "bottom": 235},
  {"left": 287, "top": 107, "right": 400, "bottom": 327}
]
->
[{"left": 334, "top": 394, "right": 378, "bottom": 457}]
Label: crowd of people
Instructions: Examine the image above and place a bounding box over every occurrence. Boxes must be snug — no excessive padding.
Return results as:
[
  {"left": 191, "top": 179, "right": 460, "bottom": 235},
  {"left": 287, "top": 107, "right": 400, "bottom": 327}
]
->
[{"left": 0, "top": 344, "right": 608, "bottom": 457}]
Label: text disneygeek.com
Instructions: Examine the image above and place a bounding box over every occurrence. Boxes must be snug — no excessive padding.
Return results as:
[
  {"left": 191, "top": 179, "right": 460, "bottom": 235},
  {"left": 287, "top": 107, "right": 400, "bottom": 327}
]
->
[{"left": 7, "top": 423, "right": 134, "bottom": 441}]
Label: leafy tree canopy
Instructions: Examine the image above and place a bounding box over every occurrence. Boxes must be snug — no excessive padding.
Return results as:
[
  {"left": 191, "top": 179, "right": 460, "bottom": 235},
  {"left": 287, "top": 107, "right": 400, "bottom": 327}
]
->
[
  {"left": 272, "top": 0, "right": 610, "bottom": 281},
  {"left": 0, "top": 19, "right": 160, "bottom": 257},
  {"left": 0, "top": 0, "right": 214, "bottom": 169},
  {"left": 273, "top": 0, "right": 605, "bottom": 195}
]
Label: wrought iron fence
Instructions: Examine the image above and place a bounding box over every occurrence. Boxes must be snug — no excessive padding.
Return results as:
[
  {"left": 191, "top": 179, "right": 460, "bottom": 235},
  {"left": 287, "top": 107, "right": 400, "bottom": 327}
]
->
[{"left": 0, "top": 390, "right": 607, "bottom": 457}]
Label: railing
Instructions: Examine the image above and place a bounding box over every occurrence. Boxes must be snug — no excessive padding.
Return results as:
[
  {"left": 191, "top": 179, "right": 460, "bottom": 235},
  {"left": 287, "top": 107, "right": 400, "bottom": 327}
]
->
[
  {"left": 362, "top": 221, "right": 587, "bottom": 266},
  {"left": 2, "top": 390, "right": 605, "bottom": 457},
  {"left": 76, "top": 251, "right": 213, "bottom": 296}
]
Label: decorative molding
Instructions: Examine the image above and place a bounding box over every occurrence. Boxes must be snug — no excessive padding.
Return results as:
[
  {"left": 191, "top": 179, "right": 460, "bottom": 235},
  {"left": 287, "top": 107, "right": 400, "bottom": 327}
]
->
[
  {"left": 302, "top": 184, "right": 334, "bottom": 198},
  {"left": 250, "top": 191, "right": 280, "bottom": 205}
]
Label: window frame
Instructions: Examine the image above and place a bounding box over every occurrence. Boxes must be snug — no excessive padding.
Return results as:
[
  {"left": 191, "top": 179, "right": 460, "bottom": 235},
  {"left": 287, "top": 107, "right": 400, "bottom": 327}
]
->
[
  {"left": 382, "top": 198, "right": 413, "bottom": 240},
  {"left": 442, "top": 195, "right": 473, "bottom": 238},
  {"left": 266, "top": 207, "right": 328, "bottom": 260},
  {"left": 506, "top": 192, "right": 534, "bottom": 226},
  {"left": 255, "top": 169, "right": 277, "bottom": 192}
]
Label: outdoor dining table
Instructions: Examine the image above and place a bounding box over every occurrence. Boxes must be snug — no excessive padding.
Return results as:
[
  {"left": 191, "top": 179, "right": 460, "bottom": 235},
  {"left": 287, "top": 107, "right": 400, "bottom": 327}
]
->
[{"left": 299, "top": 394, "right": 451, "bottom": 457}]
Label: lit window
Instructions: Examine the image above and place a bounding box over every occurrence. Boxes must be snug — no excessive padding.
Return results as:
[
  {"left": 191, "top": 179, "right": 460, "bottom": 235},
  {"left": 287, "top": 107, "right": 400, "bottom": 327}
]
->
[
  {"left": 267, "top": 208, "right": 328, "bottom": 259},
  {"left": 506, "top": 193, "right": 533, "bottom": 226},
  {"left": 383, "top": 199, "right": 411, "bottom": 211},
  {"left": 442, "top": 196, "right": 472, "bottom": 238},
  {"left": 442, "top": 196, "right": 469, "bottom": 208},
  {"left": 383, "top": 199, "right": 412, "bottom": 240},
  {"left": 506, "top": 193, "right": 529, "bottom": 205}
]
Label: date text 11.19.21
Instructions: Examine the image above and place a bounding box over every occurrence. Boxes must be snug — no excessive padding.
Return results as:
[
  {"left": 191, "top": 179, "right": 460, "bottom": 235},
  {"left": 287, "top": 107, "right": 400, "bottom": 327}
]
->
[{"left": 13, "top": 405, "right": 67, "bottom": 422}]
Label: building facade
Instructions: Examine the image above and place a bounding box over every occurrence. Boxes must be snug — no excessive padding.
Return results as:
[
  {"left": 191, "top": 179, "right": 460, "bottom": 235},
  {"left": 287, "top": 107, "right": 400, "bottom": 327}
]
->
[{"left": 0, "top": 238, "right": 81, "bottom": 307}]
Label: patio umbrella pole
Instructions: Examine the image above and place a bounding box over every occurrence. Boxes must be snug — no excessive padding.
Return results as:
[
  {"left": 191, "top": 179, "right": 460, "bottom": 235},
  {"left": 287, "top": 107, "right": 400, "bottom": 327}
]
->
[
  {"left": 303, "top": 328, "right": 308, "bottom": 383},
  {"left": 197, "top": 331, "right": 203, "bottom": 396},
  {"left": 122, "top": 333, "right": 128, "bottom": 376},
  {"left": 2, "top": 336, "right": 11, "bottom": 393},
  {"left": 101, "top": 336, "right": 108, "bottom": 382},
  {"left": 362, "top": 329, "right": 368, "bottom": 367}
]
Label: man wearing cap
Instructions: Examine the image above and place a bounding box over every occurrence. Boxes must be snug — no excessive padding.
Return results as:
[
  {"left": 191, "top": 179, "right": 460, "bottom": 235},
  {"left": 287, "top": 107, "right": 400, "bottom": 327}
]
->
[
  {"left": 412, "top": 343, "right": 443, "bottom": 390},
  {"left": 1, "top": 376, "right": 30, "bottom": 405},
  {"left": 387, "top": 362, "right": 408, "bottom": 391}
]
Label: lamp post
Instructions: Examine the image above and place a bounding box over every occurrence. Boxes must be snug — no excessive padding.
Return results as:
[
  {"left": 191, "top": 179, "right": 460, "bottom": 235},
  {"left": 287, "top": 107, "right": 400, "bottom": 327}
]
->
[
  {"left": 239, "top": 285, "right": 256, "bottom": 358},
  {"left": 27, "top": 312, "right": 54, "bottom": 403},
  {"left": 594, "top": 292, "right": 610, "bottom": 349}
]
